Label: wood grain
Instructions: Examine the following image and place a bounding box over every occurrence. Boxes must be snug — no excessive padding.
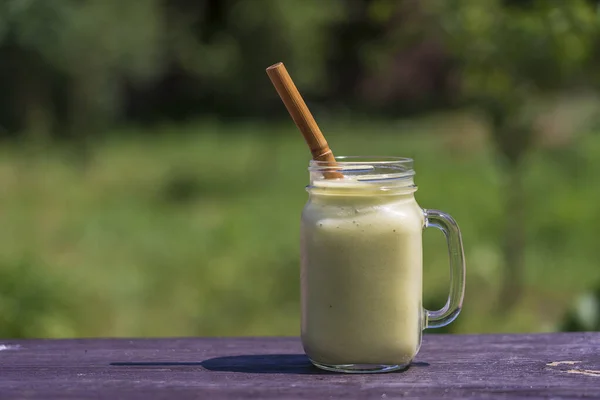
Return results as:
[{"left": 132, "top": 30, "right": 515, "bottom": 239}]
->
[
  {"left": 266, "top": 62, "right": 343, "bottom": 179},
  {"left": 1, "top": 333, "right": 599, "bottom": 399}
]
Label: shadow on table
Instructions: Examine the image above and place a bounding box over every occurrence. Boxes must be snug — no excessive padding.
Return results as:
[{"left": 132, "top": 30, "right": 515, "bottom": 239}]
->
[
  {"left": 201, "top": 354, "right": 324, "bottom": 374},
  {"left": 202, "top": 355, "right": 429, "bottom": 375},
  {"left": 110, "top": 354, "right": 320, "bottom": 374},
  {"left": 111, "top": 355, "right": 429, "bottom": 375}
]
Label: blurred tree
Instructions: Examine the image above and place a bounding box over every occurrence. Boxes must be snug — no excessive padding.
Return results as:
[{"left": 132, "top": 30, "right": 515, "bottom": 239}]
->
[
  {"left": 1, "top": 0, "right": 166, "bottom": 157},
  {"left": 0, "top": 0, "right": 457, "bottom": 133},
  {"left": 354, "top": 0, "right": 457, "bottom": 114},
  {"left": 430, "top": 0, "right": 600, "bottom": 308},
  {"left": 324, "top": 0, "right": 383, "bottom": 107},
  {"left": 161, "top": 0, "right": 346, "bottom": 117}
]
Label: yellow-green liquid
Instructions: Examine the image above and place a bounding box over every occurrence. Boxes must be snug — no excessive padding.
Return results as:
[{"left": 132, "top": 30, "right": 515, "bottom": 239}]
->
[{"left": 301, "top": 188, "right": 424, "bottom": 366}]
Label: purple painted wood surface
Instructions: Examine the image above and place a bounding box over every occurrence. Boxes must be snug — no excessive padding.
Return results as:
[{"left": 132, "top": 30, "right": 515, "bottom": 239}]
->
[{"left": 1, "top": 333, "right": 599, "bottom": 399}]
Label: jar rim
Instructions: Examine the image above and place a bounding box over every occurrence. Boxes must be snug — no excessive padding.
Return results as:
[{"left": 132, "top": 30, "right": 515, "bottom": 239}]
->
[
  {"left": 308, "top": 156, "right": 416, "bottom": 192},
  {"left": 308, "top": 156, "right": 415, "bottom": 178}
]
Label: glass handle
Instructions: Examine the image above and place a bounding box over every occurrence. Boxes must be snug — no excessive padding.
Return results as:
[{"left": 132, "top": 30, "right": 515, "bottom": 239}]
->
[{"left": 423, "top": 209, "right": 466, "bottom": 329}]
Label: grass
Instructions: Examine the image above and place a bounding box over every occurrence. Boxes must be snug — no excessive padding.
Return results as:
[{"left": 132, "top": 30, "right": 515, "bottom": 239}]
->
[{"left": 1, "top": 115, "right": 599, "bottom": 338}]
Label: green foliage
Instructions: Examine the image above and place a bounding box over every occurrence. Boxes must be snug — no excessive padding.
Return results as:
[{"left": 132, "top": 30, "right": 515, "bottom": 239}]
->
[
  {"left": 0, "top": 258, "right": 74, "bottom": 337},
  {"left": 1, "top": 1, "right": 600, "bottom": 337},
  {"left": 1, "top": 0, "right": 166, "bottom": 136},
  {"left": 0, "top": 0, "right": 353, "bottom": 132},
  {"left": 1, "top": 0, "right": 599, "bottom": 133},
  {"left": 1, "top": 118, "right": 600, "bottom": 338},
  {"left": 413, "top": 0, "right": 600, "bottom": 308},
  {"left": 434, "top": 0, "right": 600, "bottom": 138},
  {"left": 437, "top": 0, "right": 599, "bottom": 94},
  {"left": 6, "top": 0, "right": 165, "bottom": 78},
  {"left": 171, "top": 0, "right": 346, "bottom": 105}
]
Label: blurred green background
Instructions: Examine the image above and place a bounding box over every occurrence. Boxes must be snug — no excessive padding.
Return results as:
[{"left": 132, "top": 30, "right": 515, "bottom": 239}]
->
[{"left": 1, "top": 0, "right": 600, "bottom": 338}]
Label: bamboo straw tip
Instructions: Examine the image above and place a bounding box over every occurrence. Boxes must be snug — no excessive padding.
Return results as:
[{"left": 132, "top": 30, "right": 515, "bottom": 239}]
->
[
  {"left": 266, "top": 62, "right": 284, "bottom": 72},
  {"left": 265, "top": 61, "right": 343, "bottom": 179}
]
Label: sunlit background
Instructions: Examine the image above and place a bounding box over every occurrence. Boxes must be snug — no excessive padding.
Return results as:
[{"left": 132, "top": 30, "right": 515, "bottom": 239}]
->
[{"left": 1, "top": 0, "right": 600, "bottom": 338}]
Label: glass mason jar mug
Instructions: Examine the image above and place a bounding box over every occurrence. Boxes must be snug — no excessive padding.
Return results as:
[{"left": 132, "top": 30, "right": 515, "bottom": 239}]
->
[{"left": 300, "top": 156, "right": 466, "bottom": 373}]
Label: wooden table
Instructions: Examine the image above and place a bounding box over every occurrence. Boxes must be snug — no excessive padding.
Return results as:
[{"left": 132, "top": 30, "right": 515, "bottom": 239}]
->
[{"left": 1, "top": 333, "right": 599, "bottom": 399}]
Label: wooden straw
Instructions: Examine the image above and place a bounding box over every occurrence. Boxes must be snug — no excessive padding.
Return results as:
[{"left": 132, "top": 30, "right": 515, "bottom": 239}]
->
[{"left": 266, "top": 62, "right": 343, "bottom": 179}]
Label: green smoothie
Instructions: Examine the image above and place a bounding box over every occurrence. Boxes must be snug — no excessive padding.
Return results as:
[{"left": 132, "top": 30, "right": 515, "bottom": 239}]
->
[{"left": 300, "top": 179, "right": 424, "bottom": 367}]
